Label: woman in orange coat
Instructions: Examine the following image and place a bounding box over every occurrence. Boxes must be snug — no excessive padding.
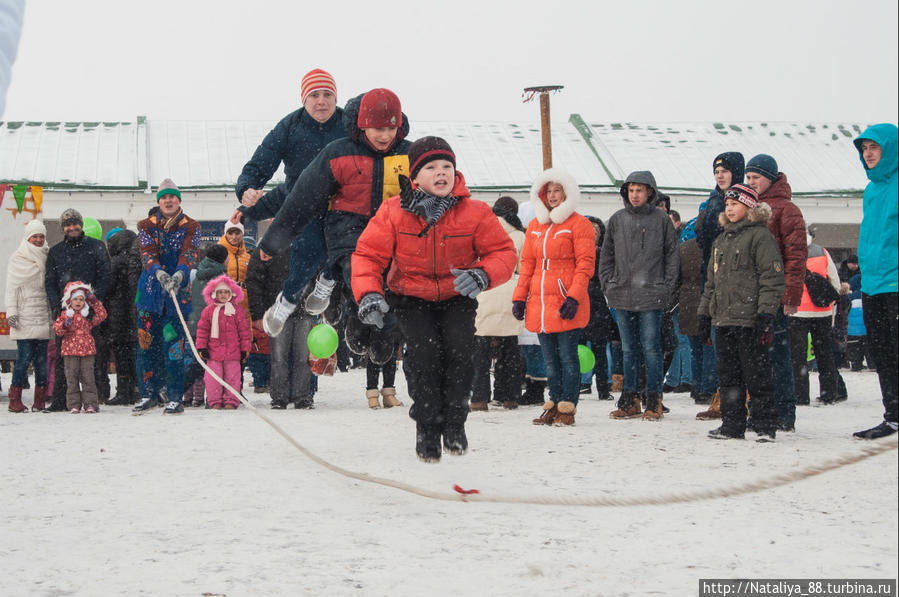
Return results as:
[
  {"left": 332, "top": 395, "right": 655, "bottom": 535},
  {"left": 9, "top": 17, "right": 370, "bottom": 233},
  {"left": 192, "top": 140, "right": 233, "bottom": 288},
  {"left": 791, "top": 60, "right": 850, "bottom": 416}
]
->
[
  {"left": 352, "top": 136, "right": 517, "bottom": 462},
  {"left": 512, "top": 168, "right": 596, "bottom": 426}
]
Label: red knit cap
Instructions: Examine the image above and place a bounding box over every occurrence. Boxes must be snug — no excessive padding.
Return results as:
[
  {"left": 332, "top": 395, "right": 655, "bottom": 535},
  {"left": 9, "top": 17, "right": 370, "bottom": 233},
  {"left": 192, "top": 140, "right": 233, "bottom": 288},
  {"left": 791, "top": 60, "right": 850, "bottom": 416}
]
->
[
  {"left": 300, "top": 69, "right": 337, "bottom": 102},
  {"left": 357, "top": 88, "right": 402, "bottom": 129}
]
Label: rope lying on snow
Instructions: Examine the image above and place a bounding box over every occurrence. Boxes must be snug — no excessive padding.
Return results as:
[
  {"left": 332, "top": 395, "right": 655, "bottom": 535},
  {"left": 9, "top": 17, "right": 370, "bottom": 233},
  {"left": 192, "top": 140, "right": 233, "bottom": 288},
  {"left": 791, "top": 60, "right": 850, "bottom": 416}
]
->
[{"left": 169, "top": 289, "right": 898, "bottom": 507}]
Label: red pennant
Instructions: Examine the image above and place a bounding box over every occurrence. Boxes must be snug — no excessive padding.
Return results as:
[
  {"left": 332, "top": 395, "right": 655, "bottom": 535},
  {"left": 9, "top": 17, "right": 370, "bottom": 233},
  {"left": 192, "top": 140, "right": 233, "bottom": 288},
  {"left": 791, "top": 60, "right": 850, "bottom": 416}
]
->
[{"left": 0, "top": 183, "right": 9, "bottom": 208}]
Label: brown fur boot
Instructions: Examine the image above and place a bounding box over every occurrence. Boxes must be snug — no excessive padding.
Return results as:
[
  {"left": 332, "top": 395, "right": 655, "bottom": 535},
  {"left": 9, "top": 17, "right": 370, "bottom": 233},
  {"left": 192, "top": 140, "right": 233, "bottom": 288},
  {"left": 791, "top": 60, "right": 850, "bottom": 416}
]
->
[
  {"left": 610, "top": 391, "right": 642, "bottom": 419},
  {"left": 31, "top": 386, "right": 47, "bottom": 412},
  {"left": 642, "top": 392, "right": 664, "bottom": 421},
  {"left": 553, "top": 401, "right": 577, "bottom": 426},
  {"left": 8, "top": 386, "right": 27, "bottom": 413},
  {"left": 366, "top": 388, "right": 381, "bottom": 409},
  {"left": 696, "top": 389, "right": 721, "bottom": 420},
  {"left": 469, "top": 401, "right": 489, "bottom": 412},
  {"left": 611, "top": 374, "right": 624, "bottom": 393},
  {"left": 380, "top": 387, "right": 402, "bottom": 408},
  {"left": 532, "top": 401, "right": 558, "bottom": 425}
]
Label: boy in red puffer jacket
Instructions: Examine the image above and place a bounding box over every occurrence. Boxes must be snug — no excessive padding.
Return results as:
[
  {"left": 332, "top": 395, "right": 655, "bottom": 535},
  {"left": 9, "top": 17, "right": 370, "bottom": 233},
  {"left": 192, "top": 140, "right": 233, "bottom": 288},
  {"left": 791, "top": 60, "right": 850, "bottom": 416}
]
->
[
  {"left": 352, "top": 136, "right": 517, "bottom": 462},
  {"left": 52, "top": 281, "right": 107, "bottom": 413}
]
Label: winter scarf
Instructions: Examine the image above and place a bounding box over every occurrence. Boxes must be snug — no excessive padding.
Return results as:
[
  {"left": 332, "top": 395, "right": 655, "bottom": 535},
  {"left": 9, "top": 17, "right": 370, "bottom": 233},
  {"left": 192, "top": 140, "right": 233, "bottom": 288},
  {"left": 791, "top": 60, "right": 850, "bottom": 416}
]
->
[
  {"left": 210, "top": 297, "right": 236, "bottom": 339},
  {"left": 8, "top": 232, "right": 49, "bottom": 289},
  {"left": 404, "top": 188, "right": 460, "bottom": 237}
]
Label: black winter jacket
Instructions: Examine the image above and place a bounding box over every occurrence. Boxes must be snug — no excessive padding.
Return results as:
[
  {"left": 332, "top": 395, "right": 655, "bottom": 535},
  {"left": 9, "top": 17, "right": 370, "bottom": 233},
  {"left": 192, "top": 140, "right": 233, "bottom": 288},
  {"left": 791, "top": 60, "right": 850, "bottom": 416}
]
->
[
  {"left": 245, "top": 248, "right": 290, "bottom": 322},
  {"left": 105, "top": 230, "right": 141, "bottom": 343},
  {"left": 236, "top": 107, "right": 347, "bottom": 221},
  {"left": 45, "top": 232, "right": 111, "bottom": 316}
]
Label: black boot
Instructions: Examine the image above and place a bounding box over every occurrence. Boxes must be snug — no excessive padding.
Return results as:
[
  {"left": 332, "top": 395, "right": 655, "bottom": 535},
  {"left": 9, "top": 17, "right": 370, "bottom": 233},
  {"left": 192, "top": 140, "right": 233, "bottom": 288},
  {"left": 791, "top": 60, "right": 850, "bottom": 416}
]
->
[
  {"left": 718, "top": 386, "right": 749, "bottom": 436},
  {"left": 853, "top": 421, "right": 898, "bottom": 440},
  {"left": 415, "top": 424, "right": 441, "bottom": 462},
  {"left": 442, "top": 425, "right": 468, "bottom": 455},
  {"left": 519, "top": 378, "right": 546, "bottom": 405}
]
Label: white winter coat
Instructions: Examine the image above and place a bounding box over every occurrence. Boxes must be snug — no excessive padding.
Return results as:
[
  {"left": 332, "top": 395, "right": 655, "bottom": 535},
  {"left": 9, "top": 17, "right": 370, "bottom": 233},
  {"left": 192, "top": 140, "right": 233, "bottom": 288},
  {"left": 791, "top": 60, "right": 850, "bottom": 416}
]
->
[
  {"left": 475, "top": 218, "right": 525, "bottom": 337},
  {"left": 5, "top": 229, "right": 51, "bottom": 340}
]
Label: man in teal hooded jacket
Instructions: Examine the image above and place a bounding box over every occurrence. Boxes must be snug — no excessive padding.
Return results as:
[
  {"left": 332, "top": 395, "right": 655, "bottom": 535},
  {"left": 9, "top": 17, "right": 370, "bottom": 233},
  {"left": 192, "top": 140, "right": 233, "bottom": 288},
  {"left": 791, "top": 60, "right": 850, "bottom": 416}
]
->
[{"left": 852, "top": 123, "right": 898, "bottom": 440}]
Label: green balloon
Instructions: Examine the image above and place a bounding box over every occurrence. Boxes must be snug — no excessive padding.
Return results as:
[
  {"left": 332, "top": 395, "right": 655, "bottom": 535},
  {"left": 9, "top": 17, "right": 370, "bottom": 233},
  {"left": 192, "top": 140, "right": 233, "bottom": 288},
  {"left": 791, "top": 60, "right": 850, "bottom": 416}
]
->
[
  {"left": 83, "top": 217, "right": 103, "bottom": 240},
  {"left": 578, "top": 344, "right": 595, "bottom": 374},
  {"left": 307, "top": 323, "right": 339, "bottom": 359}
]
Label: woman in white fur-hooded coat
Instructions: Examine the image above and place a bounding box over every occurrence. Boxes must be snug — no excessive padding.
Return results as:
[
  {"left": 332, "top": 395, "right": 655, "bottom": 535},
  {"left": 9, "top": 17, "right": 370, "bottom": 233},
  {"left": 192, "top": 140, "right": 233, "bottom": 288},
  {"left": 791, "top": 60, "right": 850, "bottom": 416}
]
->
[{"left": 5, "top": 219, "right": 51, "bottom": 341}]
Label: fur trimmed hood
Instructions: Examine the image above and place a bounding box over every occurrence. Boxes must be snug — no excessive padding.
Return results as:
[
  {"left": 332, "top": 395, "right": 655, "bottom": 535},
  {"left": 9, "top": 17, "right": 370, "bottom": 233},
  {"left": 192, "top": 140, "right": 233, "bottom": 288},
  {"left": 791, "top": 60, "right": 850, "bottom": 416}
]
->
[
  {"left": 60, "top": 281, "right": 94, "bottom": 308},
  {"left": 717, "top": 201, "right": 772, "bottom": 227},
  {"left": 202, "top": 274, "right": 243, "bottom": 306},
  {"left": 529, "top": 168, "right": 581, "bottom": 224}
]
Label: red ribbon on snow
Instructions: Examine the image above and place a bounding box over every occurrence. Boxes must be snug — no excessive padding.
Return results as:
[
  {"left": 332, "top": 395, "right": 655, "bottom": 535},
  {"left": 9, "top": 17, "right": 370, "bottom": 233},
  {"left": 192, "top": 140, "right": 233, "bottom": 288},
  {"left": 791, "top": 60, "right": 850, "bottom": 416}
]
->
[{"left": 453, "top": 484, "right": 480, "bottom": 497}]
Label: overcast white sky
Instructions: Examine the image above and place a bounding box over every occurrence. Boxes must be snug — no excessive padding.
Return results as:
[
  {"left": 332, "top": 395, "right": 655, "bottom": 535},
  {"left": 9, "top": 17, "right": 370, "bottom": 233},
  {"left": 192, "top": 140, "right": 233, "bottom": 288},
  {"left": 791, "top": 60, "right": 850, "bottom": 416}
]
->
[{"left": 3, "top": 0, "right": 898, "bottom": 125}]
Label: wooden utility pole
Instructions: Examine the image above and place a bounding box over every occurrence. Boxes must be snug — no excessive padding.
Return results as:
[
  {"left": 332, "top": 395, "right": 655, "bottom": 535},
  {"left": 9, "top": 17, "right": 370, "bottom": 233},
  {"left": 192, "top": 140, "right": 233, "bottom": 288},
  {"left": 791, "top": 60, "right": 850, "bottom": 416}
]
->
[{"left": 523, "top": 85, "right": 563, "bottom": 170}]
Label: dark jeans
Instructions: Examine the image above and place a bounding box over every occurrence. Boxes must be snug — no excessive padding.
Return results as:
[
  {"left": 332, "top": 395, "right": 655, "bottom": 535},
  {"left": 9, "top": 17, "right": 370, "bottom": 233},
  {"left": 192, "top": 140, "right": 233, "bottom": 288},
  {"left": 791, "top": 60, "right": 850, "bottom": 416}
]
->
[
  {"left": 247, "top": 353, "right": 270, "bottom": 388},
  {"left": 716, "top": 325, "right": 777, "bottom": 435},
  {"left": 269, "top": 313, "right": 314, "bottom": 403},
  {"left": 110, "top": 337, "right": 136, "bottom": 397},
  {"left": 769, "top": 306, "right": 796, "bottom": 427},
  {"left": 688, "top": 334, "right": 718, "bottom": 395},
  {"left": 863, "top": 292, "right": 898, "bottom": 423},
  {"left": 281, "top": 218, "right": 327, "bottom": 304},
  {"left": 366, "top": 356, "right": 397, "bottom": 389},
  {"left": 789, "top": 316, "right": 839, "bottom": 404},
  {"left": 395, "top": 295, "right": 476, "bottom": 428},
  {"left": 12, "top": 339, "right": 49, "bottom": 387},
  {"left": 579, "top": 326, "right": 609, "bottom": 392},
  {"left": 471, "top": 336, "right": 522, "bottom": 403},
  {"left": 538, "top": 328, "right": 582, "bottom": 405},
  {"left": 520, "top": 344, "right": 547, "bottom": 379},
  {"left": 616, "top": 309, "right": 663, "bottom": 394}
]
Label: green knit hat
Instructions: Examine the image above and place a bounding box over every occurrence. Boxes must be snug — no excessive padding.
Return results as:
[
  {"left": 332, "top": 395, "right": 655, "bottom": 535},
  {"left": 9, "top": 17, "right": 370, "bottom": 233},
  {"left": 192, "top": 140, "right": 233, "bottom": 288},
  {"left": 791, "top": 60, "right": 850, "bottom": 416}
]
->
[{"left": 156, "top": 178, "right": 182, "bottom": 202}]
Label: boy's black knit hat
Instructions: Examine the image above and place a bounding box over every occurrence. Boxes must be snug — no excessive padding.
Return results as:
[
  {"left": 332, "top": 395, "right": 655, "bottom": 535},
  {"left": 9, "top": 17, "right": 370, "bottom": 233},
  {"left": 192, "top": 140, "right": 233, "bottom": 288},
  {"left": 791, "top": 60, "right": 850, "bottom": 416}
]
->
[
  {"left": 408, "top": 136, "right": 456, "bottom": 180},
  {"left": 746, "top": 154, "right": 779, "bottom": 182},
  {"left": 205, "top": 244, "right": 229, "bottom": 264}
]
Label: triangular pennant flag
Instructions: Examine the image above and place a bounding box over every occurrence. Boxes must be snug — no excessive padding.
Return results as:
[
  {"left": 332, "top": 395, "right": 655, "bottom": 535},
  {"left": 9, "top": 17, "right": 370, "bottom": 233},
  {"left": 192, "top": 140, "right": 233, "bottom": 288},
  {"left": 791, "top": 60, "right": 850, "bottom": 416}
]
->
[
  {"left": 0, "top": 183, "right": 9, "bottom": 208},
  {"left": 12, "top": 185, "right": 28, "bottom": 213},
  {"left": 30, "top": 186, "right": 43, "bottom": 212}
]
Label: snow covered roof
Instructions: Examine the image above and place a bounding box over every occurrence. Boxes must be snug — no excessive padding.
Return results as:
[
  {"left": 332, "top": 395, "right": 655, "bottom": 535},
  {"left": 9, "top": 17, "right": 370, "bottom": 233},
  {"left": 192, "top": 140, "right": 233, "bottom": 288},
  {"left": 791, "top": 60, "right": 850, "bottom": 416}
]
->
[
  {"left": 571, "top": 117, "right": 872, "bottom": 194},
  {"left": 1, "top": 116, "right": 875, "bottom": 195}
]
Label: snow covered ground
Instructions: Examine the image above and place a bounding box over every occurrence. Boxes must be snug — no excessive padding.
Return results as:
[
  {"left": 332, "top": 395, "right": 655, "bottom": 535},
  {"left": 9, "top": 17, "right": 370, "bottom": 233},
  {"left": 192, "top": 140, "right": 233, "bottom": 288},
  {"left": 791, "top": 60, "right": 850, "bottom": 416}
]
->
[{"left": 2, "top": 367, "right": 896, "bottom": 597}]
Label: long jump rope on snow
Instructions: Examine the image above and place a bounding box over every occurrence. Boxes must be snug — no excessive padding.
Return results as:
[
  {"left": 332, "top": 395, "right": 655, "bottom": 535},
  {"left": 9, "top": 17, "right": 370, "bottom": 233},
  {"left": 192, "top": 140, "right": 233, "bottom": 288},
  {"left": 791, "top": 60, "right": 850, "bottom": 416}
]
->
[{"left": 168, "top": 289, "right": 898, "bottom": 507}]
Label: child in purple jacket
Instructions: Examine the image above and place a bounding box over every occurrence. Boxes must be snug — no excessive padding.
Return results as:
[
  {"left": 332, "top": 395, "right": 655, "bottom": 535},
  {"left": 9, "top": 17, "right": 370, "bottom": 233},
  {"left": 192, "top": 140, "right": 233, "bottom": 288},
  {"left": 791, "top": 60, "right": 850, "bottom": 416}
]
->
[{"left": 195, "top": 274, "right": 252, "bottom": 409}]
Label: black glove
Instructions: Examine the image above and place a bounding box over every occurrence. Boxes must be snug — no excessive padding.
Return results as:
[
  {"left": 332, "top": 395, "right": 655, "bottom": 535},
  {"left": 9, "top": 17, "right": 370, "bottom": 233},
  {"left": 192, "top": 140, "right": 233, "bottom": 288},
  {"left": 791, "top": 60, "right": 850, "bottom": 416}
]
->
[
  {"left": 198, "top": 348, "right": 210, "bottom": 361},
  {"left": 450, "top": 268, "right": 489, "bottom": 298},
  {"left": 696, "top": 314, "right": 711, "bottom": 346},
  {"left": 240, "top": 351, "right": 249, "bottom": 369},
  {"left": 558, "top": 297, "right": 579, "bottom": 320},
  {"left": 358, "top": 293, "right": 389, "bottom": 329},
  {"left": 512, "top": 301, "right": 526, "bottom": 321},
  {"left": 398, "top": 174, "right": 415, "bottom": 210},
  {"left": 755, "top": 313, "right": 775, "bottom": 346}
]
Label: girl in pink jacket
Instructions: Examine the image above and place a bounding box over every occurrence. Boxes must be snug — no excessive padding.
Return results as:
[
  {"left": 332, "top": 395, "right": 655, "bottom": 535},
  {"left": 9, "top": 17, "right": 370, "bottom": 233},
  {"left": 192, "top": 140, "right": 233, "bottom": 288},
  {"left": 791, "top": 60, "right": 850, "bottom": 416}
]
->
[
  {"left": 52, "top": 281, "right": 107, "bottom": 413},
  {"left": 195, "top": 274, "right": 252, "bottom": 409}
]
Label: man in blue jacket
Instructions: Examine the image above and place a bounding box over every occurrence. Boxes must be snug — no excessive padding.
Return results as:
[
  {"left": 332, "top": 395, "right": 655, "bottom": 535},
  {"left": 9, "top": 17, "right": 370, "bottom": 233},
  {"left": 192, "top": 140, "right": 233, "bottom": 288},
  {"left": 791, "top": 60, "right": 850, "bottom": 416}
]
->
[
  {"left": 231, "top": 68, "right": 347, "bottom": 335},
  {"left": 852, "top": 123, "right": 898, "bottom": 440}
]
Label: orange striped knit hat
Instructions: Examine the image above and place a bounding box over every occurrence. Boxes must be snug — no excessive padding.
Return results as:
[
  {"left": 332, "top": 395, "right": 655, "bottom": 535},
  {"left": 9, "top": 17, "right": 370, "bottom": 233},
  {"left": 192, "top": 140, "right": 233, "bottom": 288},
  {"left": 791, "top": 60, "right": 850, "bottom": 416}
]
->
[{"left": 300, "top": 69, "right": 337, "bottom": 102}]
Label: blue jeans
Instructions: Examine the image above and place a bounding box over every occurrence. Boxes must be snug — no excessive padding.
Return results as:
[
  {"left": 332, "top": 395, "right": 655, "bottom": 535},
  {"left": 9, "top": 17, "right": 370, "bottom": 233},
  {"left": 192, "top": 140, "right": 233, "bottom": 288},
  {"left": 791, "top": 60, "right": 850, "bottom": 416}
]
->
[
  {"left": 616, "top": 309, "right": 664, "bottom": 394},
  {"left": 136, "top": 311, "right": 186, "bottom": 402},
  {"left": 663, "top": 311, "right": 692, "bottom": 386},
  {"left": 281, "top": 218, "right": 327, "bottom": 304},
  {"left": 769, "top": 306, "right": 796, "bottom": 426},
  {"left": 247, "top": 353, "right": 270, "bottom": 388},
  {"left": 688, "top": 334, "right": 718, "bottom": 394},
  {"left": 13, "top": 339, "right": 49, "bottom": 387},
  {"left": 538, "top": 329, "right": 581, "bottom": 404},
  {"left": 520, "top": 344, "right": 547, "bottom": 379}
]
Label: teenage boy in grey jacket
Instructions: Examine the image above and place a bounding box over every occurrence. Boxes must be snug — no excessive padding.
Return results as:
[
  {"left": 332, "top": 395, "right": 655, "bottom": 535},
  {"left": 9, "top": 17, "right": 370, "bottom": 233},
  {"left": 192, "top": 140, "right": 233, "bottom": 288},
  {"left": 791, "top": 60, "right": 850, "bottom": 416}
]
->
[{"left": 600, "top": 171, "right": 679, "bottom": 421}]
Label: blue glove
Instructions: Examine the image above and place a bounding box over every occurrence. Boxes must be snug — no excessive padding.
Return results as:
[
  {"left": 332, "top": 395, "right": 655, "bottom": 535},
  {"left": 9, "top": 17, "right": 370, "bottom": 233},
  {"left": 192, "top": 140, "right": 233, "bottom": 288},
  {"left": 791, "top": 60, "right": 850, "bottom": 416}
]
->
[
  {"left": 358, "top": 293, "right": 389, "bottom": 329},
  {"left": 558, "top": 297, "right": 579, "bottom": 320},
  {"left": 450, "top": 268, "right": 489, "bottom": 298},
  {"left": 512, "top": 301, "right": 526, "bottom": 321}
]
